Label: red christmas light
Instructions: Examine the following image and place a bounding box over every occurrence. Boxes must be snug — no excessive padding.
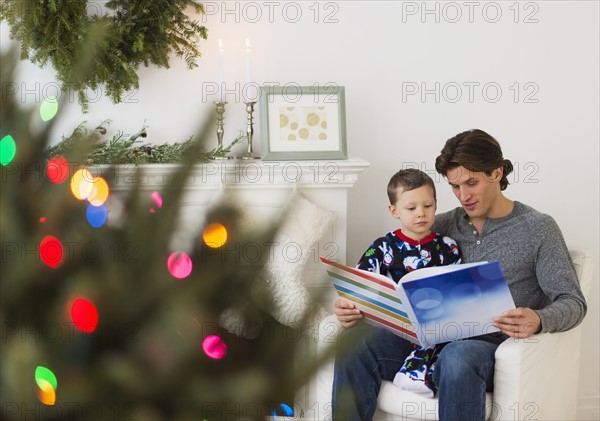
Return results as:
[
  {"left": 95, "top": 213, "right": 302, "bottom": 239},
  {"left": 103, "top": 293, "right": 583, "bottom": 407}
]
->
[
  {"left": 40, "top": 235, "right": 63, "bottom": 268},
  {"left": 71, "top": 298, "right": 99, "bottom": 333},
  {"left": 46, "top": 156, "right": 69, "bottom": 184}
]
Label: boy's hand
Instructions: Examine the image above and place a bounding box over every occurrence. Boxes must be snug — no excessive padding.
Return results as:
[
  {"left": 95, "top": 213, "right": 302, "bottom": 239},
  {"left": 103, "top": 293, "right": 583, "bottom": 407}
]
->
[
  {"left": 335, "top": 298, "right": 363, "bottom": 328},
  {"left": 493, "top": 307, "right": 541, "bottom": 338}
]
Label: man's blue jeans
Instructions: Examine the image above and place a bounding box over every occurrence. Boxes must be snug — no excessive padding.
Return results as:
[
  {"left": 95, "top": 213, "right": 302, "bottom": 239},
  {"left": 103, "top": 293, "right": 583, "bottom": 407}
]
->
[{"left": 332, "top": 323, "right": 504, "bottom": 421}]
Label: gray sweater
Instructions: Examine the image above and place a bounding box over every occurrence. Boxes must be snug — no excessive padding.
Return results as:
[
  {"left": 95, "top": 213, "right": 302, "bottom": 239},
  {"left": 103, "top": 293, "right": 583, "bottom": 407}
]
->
[{"left": 433, "top": 201, "right": 587, "bottom": 333}]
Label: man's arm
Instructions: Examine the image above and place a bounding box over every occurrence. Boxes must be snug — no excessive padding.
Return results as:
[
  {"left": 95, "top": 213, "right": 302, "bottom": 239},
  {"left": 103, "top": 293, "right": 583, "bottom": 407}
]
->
[
  {"left": 495, "top": 214, "right": 586, "bottom": 336},
  {"left": 531, "top": 215, "right": 587, "bottom": 333}
]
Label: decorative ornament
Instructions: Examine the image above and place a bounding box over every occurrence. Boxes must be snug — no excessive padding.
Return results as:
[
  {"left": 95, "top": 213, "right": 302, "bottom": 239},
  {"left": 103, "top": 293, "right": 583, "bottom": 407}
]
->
[{"left": 0, "top": 0, "right": 208, "bottom": 110}]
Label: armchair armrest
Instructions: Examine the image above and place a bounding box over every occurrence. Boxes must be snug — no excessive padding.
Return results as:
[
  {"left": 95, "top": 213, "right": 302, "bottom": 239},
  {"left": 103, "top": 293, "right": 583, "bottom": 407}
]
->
[
  {"left": 493, "top": 327, "right": 583, "bottom": 421},
  {"left": 493, "top": 249, "right": 592, "bottom": 421}
]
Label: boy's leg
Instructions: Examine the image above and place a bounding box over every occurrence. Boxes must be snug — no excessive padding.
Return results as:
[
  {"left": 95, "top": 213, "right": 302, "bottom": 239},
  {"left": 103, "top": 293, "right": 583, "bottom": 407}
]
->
[
  {"left": 393, "top": 345, "right": 437, "bottom": 398},
  {"left": 332, "top": 324, "right": 413, "bottom": 421},
  {"left": 433, "top": 336, "right": 503, "bottom": 421}
]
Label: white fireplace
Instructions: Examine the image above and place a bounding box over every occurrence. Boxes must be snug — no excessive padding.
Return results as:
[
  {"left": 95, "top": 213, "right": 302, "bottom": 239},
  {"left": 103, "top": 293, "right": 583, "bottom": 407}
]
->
[{"left": 103, "top": 158, "right": 369, "bottom": 419}]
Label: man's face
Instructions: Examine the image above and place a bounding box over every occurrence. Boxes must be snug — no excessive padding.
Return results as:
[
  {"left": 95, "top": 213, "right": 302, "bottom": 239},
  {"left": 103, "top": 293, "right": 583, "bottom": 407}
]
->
[{"left": 446, "top": 166, "right": 502, "bottom": 220}]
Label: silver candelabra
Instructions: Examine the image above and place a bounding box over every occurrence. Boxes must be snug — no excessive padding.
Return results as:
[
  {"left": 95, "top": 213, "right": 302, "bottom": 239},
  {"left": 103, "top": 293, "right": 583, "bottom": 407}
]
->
[
  {"left": 212, "top": 101, "right": 231, "bottom": 160},
  {"left": 242, "top": 101, "right": 258, "bottom": 160}
]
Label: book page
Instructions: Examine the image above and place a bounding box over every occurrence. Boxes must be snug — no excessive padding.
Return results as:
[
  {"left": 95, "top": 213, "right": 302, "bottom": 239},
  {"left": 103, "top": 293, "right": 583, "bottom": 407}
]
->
[{"left": 320, "top": 257, "right": 421, "bottom": 345}]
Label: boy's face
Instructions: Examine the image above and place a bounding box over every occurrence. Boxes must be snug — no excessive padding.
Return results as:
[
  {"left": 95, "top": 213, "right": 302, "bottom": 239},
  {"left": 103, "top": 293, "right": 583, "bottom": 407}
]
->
[{"left": 388, "top": 185, "right": 436, "bottom": 241}]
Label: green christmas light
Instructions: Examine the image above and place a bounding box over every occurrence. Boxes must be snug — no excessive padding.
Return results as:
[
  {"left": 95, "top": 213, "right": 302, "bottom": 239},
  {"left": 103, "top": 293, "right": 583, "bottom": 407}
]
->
[
  {"left": 40, "top": 97, "right": 59, "bottom": 121},
  {"left": 0, "top": 134, "right": 16, "bottom": 166},
  {"left": 35, "top": 366, "right": 57, "bottom": 390}
]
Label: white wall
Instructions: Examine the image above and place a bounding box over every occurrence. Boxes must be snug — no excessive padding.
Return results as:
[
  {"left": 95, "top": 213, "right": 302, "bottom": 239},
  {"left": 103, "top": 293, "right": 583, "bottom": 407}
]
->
[{"left": 2, "top": 1, "right": 598, "bottom": 417}]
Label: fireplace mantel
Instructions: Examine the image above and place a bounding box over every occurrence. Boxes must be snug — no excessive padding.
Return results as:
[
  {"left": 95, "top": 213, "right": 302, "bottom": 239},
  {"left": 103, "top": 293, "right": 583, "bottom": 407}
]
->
[
  {"left": 105, "top": 159, "right": 369, "bottom": 280},
  {"left": 104, "top": 158, "right": 369, "bottom": 189}
]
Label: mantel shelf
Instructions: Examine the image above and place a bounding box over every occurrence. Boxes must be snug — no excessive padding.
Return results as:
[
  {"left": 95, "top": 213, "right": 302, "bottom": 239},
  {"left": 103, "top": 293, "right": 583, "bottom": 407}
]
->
[{"left": 98, "top": 158, "right": 370, "bottom": 190}]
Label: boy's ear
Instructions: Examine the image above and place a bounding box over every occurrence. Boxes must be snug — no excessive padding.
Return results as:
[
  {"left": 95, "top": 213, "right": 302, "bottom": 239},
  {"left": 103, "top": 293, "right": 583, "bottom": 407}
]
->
[{"left": 388, "top": 204, "right": 399, "bottom": 219}]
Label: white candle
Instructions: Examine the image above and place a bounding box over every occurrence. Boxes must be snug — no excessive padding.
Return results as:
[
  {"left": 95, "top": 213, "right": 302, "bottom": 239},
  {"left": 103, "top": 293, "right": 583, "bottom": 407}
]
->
[
  {"left": 217, "top": 39, "right": 224, "bottom": 102},
  {"left": 245, "top": 38, "right": 252, "bottom": 86}
]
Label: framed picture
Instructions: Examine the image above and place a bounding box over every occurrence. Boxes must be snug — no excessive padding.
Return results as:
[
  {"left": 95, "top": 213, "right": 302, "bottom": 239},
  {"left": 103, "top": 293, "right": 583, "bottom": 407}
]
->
[{"left": 259, "top": 85, "right": 347, "bottom": 160}]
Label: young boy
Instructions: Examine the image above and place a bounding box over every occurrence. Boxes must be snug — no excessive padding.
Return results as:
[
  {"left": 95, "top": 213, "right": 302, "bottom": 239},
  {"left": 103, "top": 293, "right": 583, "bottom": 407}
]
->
[{"left": 354, "top": 168, "right": 461, "bottom": 397}]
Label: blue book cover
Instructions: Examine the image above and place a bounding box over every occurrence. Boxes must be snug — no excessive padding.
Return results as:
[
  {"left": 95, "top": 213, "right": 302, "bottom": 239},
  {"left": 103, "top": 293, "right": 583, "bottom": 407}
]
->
[
  {"left": 322, "top": 258, "right": 516, "bottom": 346},
  {"left": 395, "top": 261, "right": 516, "bottom": 347}
]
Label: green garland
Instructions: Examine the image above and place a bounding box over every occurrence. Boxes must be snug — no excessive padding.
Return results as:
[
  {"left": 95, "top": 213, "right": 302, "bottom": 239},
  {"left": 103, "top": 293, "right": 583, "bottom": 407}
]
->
[
  {"left": 46, "top": 122, "right": 245, "bottom": 164},
  {"left": 1, "top": 0, "right": 208, "bottom": 110}
]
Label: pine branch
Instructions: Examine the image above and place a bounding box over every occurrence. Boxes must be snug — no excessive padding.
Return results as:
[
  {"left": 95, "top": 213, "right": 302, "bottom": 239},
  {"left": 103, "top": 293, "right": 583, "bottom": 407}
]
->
[
  {"left": 0, "top": 0, "right": 209, "bottom": 110},
  {"left": 45, "top": 123, "right": 246, "bottom": 164}
]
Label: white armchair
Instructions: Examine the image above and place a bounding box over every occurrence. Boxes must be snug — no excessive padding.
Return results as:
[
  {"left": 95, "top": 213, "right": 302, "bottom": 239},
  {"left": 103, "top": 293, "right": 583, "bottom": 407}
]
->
[{"left": 314, "top": 249, "right": 593, "bottom": 421}]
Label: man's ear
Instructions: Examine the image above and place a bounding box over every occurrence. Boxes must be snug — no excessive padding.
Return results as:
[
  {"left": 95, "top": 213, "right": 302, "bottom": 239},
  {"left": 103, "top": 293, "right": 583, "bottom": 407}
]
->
[{"left": 494, "top": 167, "right": 503, "bottom": 180}]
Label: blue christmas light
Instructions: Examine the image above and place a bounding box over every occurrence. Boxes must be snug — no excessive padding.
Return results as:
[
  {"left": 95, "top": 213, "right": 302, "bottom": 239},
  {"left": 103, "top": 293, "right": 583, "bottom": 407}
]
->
[{"left": 86, "top": 204, "right": 108, "bottom": 228}]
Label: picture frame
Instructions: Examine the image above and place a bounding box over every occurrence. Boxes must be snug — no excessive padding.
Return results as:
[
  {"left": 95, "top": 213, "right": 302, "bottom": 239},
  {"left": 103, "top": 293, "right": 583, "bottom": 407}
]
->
[{"left": 259, "top": 85, "right": 348, "bottom": 160}]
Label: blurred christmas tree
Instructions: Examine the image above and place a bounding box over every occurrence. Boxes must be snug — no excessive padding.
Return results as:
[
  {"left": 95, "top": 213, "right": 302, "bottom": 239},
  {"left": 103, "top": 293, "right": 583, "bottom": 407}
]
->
[{"left": 0, "top": 37, "right": 335, "bottom": 421}]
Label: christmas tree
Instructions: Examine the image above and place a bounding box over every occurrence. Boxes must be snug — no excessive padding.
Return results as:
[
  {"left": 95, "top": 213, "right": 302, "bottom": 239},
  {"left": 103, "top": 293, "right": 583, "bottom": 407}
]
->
[{"left": 0, "top": 42, "right": 338, "bottom": 420}]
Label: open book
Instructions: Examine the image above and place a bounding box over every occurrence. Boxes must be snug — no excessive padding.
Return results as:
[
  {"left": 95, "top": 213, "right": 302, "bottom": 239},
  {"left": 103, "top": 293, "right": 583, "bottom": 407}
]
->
[{"left": 321, "top": 257, "right": 516, "bottom": 347}]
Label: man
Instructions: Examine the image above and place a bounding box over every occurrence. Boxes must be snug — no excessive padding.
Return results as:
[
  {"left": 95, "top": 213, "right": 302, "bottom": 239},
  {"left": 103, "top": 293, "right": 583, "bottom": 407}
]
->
[{"left": 333, "top": 129, "right": 587, "bottom": 420}]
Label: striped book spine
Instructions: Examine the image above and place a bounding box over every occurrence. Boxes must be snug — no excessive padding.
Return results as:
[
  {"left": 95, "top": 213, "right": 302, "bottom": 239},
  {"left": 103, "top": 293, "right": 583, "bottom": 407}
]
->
[{"left": 321, "top": 258, "right": 419, "bottom": 344}]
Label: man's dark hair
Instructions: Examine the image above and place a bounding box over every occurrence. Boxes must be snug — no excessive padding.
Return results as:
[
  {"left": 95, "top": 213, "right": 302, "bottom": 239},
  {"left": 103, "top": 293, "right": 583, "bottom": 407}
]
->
[
  {"left": 435, "top": 129, "right": 514, "bottom": 190},
  {"left": 387, "top": 168, "right": 436, "bottom": 204}
]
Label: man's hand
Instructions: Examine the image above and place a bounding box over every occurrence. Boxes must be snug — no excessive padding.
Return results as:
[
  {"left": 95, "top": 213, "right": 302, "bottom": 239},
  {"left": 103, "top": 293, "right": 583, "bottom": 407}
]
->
[
  {"left": 334, "top": 298, "right": 363, "bottom": 328},
  {"left": 493, "top": 307, "right": 541, "bottom": 338}
]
